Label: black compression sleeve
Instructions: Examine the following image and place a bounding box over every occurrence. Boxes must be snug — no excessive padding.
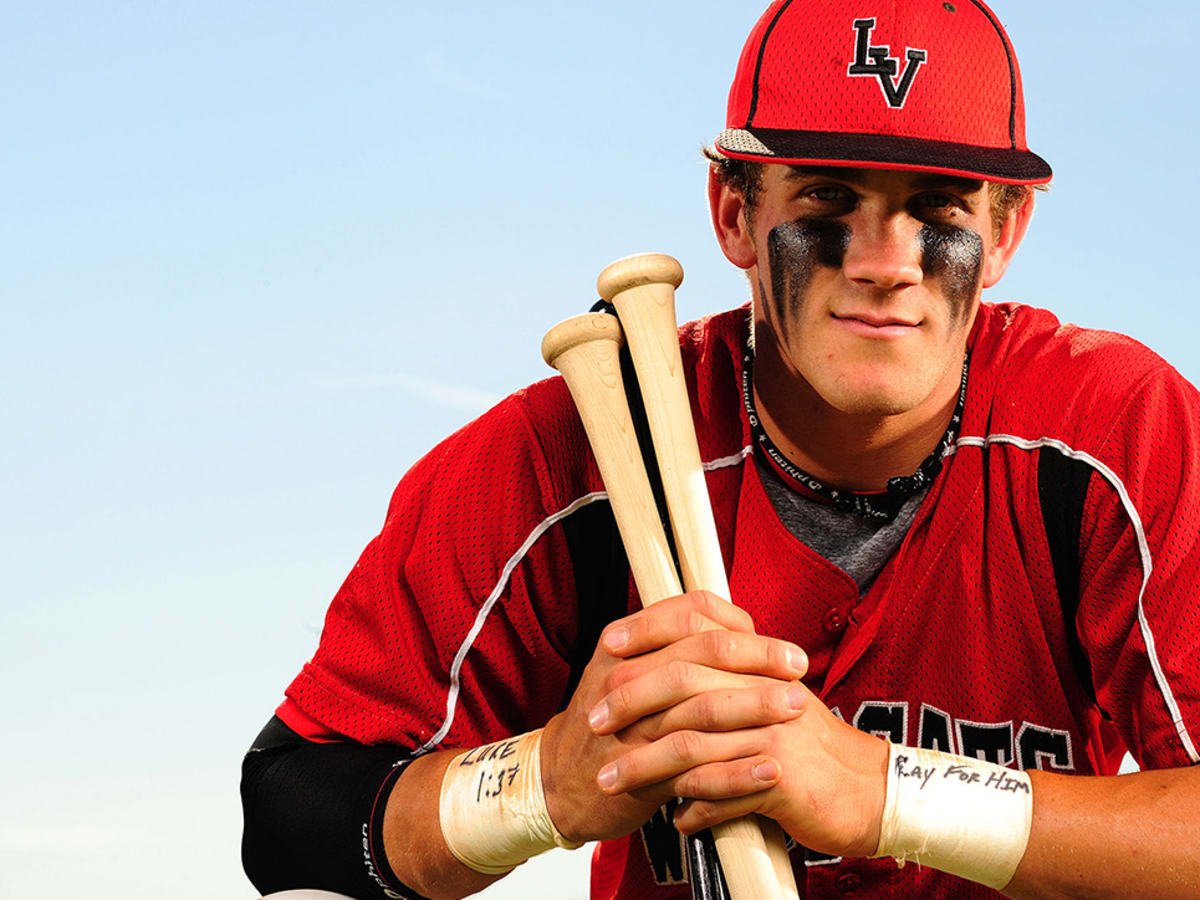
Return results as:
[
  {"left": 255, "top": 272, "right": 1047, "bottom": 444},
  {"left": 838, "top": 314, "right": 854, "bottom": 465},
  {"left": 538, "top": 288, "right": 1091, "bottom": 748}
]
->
[{"left": 240, "top": 716, "right": 430, "bottom": 900}]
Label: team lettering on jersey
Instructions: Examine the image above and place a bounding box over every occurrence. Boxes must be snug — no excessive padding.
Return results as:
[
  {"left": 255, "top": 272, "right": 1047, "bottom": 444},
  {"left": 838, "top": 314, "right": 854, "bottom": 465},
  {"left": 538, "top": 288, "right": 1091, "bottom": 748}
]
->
[{"left": 638, "top": 699, "right": 1075, "bottom": 882}]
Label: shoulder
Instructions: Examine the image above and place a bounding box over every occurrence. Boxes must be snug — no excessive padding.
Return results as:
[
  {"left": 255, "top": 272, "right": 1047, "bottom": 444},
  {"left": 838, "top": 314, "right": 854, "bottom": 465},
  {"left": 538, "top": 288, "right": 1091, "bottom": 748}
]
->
[
  {"left": 965, "top": 302, "right": 1192, "bottom": 452},
  {"left": 678, "top": 305, "right": 754, "bottom": 462},
  {"left": 971, "top": 302, "right": 1173, "bottom": 391},
  {"left": 391, "top": 375, "right": 599, "bottom": 537},
  {"left": 400, "top": 304, "right": 752, "bottom": 520}
]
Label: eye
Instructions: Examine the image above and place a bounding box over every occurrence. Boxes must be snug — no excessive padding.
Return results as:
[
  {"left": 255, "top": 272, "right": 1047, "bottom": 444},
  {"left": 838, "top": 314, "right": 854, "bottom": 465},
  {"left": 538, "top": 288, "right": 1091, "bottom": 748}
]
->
[
  {"left": 810, "top": 185, "right": 847, "bottom": 201},
  {"left": 915, "top": 191, "right": 954, "bottom": 209},
  {"left": 799, "top": 183, "right": 855, "bottom": 213},
  {"left": 911, "top": 191, "right": 970, "bottom": 219}
]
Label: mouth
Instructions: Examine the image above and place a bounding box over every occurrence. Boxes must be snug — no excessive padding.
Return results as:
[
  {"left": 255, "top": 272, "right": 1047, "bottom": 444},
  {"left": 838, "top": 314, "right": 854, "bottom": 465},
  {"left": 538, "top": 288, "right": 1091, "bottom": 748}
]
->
[{"left": 831, "top": 312, "right": 922, "bottom": 339}]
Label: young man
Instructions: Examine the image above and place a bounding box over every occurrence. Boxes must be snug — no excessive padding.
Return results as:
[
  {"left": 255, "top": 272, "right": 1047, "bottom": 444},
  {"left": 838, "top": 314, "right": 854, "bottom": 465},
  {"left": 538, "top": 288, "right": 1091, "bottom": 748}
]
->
[{"left": 242, "top": 1, "right": 1200, "bottom": 897}]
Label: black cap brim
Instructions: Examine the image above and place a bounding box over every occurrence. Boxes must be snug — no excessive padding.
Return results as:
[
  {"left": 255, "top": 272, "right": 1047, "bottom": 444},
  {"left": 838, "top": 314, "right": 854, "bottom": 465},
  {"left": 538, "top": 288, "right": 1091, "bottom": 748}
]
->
[{"left": 717, "top": 127, "right": 1052, "bottom": 185}]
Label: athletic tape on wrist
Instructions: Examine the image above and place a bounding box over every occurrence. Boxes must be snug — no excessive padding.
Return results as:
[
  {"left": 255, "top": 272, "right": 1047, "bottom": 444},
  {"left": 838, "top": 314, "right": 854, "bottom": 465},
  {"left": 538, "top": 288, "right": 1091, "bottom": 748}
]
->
[
  {"left": 438, "top": 729, "right": 583, "bottom": 874},
  {"left": 873, "top": 742, "right": 1033, "bottom": 889}
]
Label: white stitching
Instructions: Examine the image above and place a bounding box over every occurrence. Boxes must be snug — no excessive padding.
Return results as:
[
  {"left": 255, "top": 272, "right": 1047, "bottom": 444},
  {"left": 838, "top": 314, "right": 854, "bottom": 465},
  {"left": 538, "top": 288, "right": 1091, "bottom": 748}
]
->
[
  {"left": 419, "top": 446, "right": 755, "bottom": 753},
  {"left": 415, "top": 491, "right": 608, "bottom": 754},
  {"left": 953, "top": 433, "right": 1200, "bottom": 764}
]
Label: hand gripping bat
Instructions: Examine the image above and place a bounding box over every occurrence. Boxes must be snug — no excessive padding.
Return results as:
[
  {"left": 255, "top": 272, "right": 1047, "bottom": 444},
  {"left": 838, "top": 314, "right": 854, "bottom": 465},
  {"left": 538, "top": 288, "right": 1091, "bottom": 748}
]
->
[{"left": 542, "top": 254, "right": 800, "bottom": 900}]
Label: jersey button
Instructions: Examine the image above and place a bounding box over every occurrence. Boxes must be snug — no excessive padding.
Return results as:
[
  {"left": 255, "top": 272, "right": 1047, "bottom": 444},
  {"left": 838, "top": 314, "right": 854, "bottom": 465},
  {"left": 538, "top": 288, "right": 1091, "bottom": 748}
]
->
[
  {"left": 823, "top": 607, "right": 848, "bottom": 633},
  {"left": 835, "top": 872, "right": 863, "bottom": 893}
]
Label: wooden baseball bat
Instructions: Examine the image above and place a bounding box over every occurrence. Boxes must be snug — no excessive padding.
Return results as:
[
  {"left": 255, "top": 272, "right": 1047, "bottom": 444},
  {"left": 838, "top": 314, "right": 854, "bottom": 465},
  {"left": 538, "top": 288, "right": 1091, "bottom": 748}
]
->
[
  {"left": 597, "top": 253, "right": 800, "bottom": 900},
  {"left": 542, "top": 301, "right": 797, "bottom": 900},
  {"left": 540, "top": 312, "right": 681, "bottom": 606}
]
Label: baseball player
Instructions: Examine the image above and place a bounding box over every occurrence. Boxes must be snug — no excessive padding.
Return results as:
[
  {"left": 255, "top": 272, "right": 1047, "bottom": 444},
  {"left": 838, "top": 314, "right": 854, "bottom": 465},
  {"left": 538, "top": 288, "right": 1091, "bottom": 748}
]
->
[{"left": 242, "top": 1, "right": 1200, "bottom": 898}]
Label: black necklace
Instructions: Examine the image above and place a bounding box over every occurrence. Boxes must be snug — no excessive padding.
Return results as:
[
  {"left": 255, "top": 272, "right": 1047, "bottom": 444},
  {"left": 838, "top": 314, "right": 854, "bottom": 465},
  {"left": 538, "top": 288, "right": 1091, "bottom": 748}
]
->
[{"left": 741, "top": 352, "right": 969, "bottom": 520}]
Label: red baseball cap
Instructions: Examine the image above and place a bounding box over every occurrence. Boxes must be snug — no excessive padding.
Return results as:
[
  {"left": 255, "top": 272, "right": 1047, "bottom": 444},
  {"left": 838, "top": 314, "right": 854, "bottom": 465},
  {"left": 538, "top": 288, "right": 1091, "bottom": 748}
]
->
[{"left": 715, "top": 0, "right": 1052, "bottom": 184}]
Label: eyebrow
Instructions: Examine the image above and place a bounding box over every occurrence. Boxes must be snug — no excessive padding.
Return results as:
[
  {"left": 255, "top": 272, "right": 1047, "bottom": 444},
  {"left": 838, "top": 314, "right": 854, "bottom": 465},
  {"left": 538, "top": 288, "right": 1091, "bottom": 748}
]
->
[{"left": 784, "top": 165, "right": 984, "bottom": 193}]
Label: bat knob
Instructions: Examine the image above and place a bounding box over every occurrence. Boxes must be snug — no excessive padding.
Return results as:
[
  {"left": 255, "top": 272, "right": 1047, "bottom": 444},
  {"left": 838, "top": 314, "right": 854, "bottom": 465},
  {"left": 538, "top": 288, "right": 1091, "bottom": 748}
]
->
[
  {"left": 596, "top": 253, "right": 684, "bottom": 303},
  {"left": 541, "top": 312, "right": 624, "bottom": 368}
]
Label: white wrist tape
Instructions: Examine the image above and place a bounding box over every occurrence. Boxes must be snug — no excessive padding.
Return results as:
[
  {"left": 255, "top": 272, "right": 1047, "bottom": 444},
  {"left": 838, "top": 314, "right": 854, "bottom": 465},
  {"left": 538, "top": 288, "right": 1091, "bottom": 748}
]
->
[
  {"left": 438, "top": 729, "right": 582, "bottom": 874},
  {"left": 873, "top": 742, "right": 1033, "bottom": 890}
]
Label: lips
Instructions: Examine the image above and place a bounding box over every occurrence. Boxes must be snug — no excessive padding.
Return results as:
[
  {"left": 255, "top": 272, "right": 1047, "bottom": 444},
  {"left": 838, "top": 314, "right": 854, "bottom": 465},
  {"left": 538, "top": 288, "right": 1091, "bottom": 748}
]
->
[
  {"left": 831, "top": 312, "right": 922, "bottom": 339},
  {"left": 833, "top": 312, "right": 921, "bottom": 328}
]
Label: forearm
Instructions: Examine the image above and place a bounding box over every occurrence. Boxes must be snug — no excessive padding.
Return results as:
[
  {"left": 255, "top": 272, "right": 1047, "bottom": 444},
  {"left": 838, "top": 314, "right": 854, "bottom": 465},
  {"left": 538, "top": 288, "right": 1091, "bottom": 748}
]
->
[
  {"left": 381, "top": 750, "right": 505, "bottom": 900},
  {"left": 1005, "top": 766, "right": 1200, "bottom": 899}
]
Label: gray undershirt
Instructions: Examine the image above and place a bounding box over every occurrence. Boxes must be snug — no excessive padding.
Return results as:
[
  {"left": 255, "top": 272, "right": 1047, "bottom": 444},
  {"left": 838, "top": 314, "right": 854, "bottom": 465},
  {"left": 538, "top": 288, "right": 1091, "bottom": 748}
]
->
[{"left": 755, "top": 455, "right": 928, "bottom": 593}]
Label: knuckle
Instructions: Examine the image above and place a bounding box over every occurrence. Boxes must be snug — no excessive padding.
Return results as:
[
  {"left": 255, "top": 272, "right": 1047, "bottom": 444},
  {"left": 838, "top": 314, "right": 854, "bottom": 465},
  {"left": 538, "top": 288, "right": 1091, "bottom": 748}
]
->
[
  {"left": 701, "top": 629, "right": 731, "bottom": 664},
  {"left": 694, "top": 693, "right": 720, "bottom": 730},
  {"left": 693, "top": 590, "right": 719, "bottom": 616},
  {"left": 666, "top": 659, "right": 695, "bottom": 693},
  {"left": 610, "top": 681, "right": 635, "bottom": 714},
  {"left": 732, "top": 605, "right": 755, "bottom": 633},
  {"left": 761, "top": 687, "right": 783, "bottom": 718},
  {"left": 690, "top": 800, "right": 718, "bottom": 827},
  {"left": 602, "top": 665, "right": 630, "bottom": 692},
  {"left": 677, "top": 609, "right": 704, "bottom": 636},
  {"left": 713, "top": 765, "right": 736, "bottom": 795},
  {"left": 618, "top": 754, "right": 641, "bottom": 783},
  {"left": 674, "top": 769, "right": 699, "bottom": 797},
  {"left": 670, "top": 730, "right": 702, "bottom": 763}
]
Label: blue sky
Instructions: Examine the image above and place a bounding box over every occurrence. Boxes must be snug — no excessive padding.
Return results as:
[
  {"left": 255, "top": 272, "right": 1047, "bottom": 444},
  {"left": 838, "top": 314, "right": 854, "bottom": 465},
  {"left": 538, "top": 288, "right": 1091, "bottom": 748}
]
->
[{"left": 2, "top": 2, "right": 1197, "bottom": 898}]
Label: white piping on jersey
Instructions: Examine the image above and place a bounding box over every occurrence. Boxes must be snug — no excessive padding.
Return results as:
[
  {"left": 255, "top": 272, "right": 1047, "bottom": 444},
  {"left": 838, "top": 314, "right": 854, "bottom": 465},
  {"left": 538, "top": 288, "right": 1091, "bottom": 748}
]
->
[
  {"left": 950, "top": 433, "right": 1200, "bottom": 765},
  {"left": 703, "top": 444, "right": 753, "bottom": 471},
  {"left": 419, "top": 445, "right": 756, "bottom": 754},
  {"left": 416, "top": 490, "right": 610, "bottom": 755}
]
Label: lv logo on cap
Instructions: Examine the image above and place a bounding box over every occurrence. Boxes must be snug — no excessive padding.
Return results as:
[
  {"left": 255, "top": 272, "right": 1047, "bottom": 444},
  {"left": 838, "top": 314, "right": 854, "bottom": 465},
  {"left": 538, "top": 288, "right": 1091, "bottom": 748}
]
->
[{"left": 847, "top": 18, "right": 928, "bottom": 109}]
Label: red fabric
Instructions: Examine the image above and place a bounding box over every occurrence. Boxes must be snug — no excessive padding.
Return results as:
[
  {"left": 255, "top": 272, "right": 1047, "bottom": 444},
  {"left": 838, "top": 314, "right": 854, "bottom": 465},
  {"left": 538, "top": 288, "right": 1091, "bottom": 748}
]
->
[
  {"left": 717, "top": 0, "right": 1051, "bottom": 184},
  {"left": 282, "top": 303, "right": 1200, "bottom": 898},
  {"left": 727, "top": 0, "right": 1025, "bottom": 150}
]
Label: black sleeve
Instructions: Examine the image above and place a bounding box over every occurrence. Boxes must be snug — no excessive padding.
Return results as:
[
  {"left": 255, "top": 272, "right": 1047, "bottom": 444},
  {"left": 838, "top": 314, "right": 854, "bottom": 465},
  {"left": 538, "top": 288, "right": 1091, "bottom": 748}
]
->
[{"left": 240, "top": 716, "right": 431, "bottom": 900}]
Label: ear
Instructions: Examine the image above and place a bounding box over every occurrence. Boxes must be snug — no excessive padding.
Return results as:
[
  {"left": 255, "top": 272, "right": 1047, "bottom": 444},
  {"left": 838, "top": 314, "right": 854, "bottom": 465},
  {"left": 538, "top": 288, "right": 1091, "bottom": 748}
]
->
[
  {"left": 981, "top": 188, "right": 1036, "bottom": 288},
  {"left": 708, "top": 168, "right": 758, "bottom": 270}
]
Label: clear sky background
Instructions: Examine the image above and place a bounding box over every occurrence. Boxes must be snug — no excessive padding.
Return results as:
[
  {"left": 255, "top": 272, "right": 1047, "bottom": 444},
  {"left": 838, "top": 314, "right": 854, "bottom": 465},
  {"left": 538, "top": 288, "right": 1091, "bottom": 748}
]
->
[{"left": 2, "top": 2, "right": 1196, "bottom": 898}]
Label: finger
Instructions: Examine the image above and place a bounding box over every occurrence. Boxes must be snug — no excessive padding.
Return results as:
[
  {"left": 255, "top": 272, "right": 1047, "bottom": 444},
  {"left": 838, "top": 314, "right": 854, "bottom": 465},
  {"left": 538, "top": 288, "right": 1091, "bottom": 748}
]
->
[
  {"left": 599, "top": 591, "right": 757, "bottom": 658},
  {"left": 673, "top": 792, "right": 767, "bottom": 835},
  {"left": 607, "top": 628, "right": 807, "bottom": 695},
  {"left": 672, "top": 756, "right": 782, "bottom": 800},
  {"left": 626, "top": 682, "right": 808, "bottom": 740},
  {"left": 592, "top": 662, "right": 767, "bottom": 734},
  {"left": 625, "top": 756, "right": 781, "bottom": 809},
  {"left": 591, "top": 636, "right": 808, "bottom": 733},
  {"left": 596, "top": 729, "right": 765, "bottom": 794}
]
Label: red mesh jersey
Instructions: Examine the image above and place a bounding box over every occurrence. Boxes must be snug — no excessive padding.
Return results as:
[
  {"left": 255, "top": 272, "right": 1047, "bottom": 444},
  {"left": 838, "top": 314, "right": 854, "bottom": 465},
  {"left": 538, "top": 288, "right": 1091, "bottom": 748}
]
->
[{"left": 280, "top": 304, "right": 1200, "bottom": 899}]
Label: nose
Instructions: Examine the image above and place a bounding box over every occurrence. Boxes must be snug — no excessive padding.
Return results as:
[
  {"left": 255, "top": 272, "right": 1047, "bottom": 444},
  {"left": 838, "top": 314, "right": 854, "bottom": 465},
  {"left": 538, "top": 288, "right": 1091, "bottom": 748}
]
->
[{"left": 840, "top": 215, "right": 923, "bottom": 291}]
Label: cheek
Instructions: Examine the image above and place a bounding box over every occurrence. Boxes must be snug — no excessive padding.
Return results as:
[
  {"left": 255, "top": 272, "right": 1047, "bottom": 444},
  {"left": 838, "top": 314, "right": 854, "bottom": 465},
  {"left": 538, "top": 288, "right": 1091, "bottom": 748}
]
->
[
  {"left": 765, "top": 219, "right": 851, "bottom": 322},
  {"left": 917, "top": 224, "right": 983, "bottom": 318}
]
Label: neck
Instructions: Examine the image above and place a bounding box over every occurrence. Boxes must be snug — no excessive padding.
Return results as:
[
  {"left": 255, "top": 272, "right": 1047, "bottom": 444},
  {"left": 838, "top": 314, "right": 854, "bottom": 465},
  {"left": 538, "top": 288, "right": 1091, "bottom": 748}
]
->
[{"left": 750, "top": 334, "right": 963, "bottom": 493}]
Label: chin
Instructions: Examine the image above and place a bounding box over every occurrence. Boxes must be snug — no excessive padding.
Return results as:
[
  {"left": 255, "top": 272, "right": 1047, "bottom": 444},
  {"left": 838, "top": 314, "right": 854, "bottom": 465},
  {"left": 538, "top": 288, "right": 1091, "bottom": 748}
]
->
[
  {"left": 815, "top": 370, "right": 941, "bottom": 417},
  {"left": 828, "top": 392, "right": 922, "bottom": 417}
]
